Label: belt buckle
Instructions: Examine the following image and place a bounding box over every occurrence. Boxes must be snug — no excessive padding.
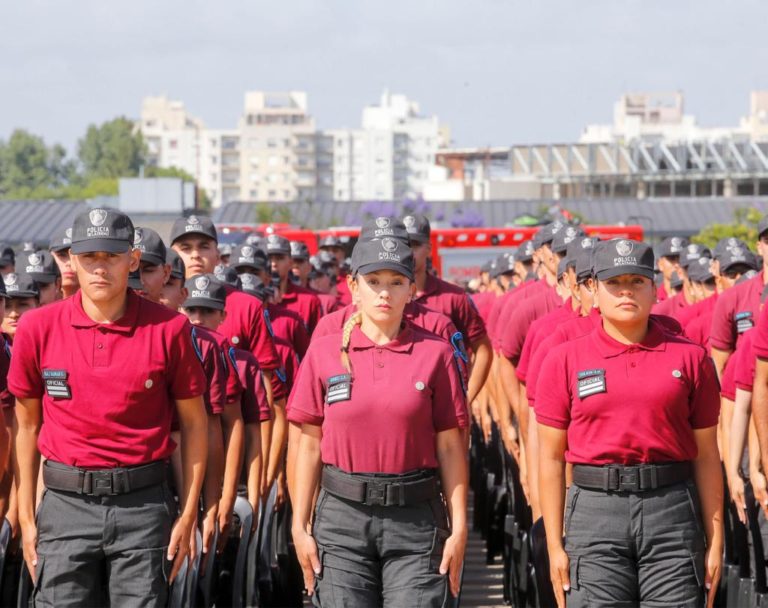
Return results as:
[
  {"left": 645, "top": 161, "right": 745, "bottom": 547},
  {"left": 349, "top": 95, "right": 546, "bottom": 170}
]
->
[
  {"left": 618, "top": 468, "right": 640, "bottom": 492},
  {"left": 365, "top": 482, "right": 387, "bottom": 506},
  {"left": 89, "top": 471, "right": 115, "bottom": 496}
]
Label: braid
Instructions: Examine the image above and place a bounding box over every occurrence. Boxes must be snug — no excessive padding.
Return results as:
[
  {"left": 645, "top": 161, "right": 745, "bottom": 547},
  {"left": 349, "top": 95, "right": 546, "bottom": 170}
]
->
[{"left": 340, "top": 311, "right": 363, "bottom": 374}]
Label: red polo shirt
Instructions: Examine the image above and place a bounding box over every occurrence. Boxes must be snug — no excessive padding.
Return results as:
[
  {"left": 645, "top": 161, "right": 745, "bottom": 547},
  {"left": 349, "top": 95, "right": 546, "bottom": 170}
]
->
[
  {"left": 516, "top": 300, "right": 577, "bottom": 383},
  {"left": 288, "top": 325, "right": 467, "bottom": 473},
  {"left": 535, "top": 320, "right": 720, "bottom": 465},
  {"left": 720, "top": 358, "right": 737, "bottom": 401},
  {"left": 279, "top": 282, "right": 322, "bottom": 335},
  {"left": 415, "top": 274, "right": 487, "bottom": 345},
  {"left": 501, "top": 287, "right": 562, "bottom": 364},
  {"left": 710, "top": 271, "right": 764, "bottom": 352},
  {"left": 471, "top": 291, "right": 496, "bottom": 325},
  {"left": 273, "top": 337, "right": 299, "bottom": 396},
  {"left": 675, "top": 294, "right": 717, "bottom": 329},
  {"left": 206, "top": 328, "right": 243, "bottom": 405},
  {"left": 232, "top": 348, "right": 270, "bottom": 424},
  {"left": 685, "top": 310, "right": 714, "bottom": 351},
  {"left": 491, "top": 280, "right": 549, "bottom": 348},
  {"left": 8, "top": 291, "right": 207, "bottom": 468},
  {"left": 734, "top": 330, "right": 757, "bottom": 393},
  {"left": 657, "top": 284, "right": 668, "bottom": 302},
  {"left": 219, "top": 285, "right": 280, "bottom": 370},
  {"left": 0, "top": 333, "right": 11, "bottom": 409},
  {"left": 266, "top": 303, "right": 310, "bottom": 360},
  {"left": 652, "top": 291, "right": 690, "bottom": 318},
  {"left": 191, "top": 325, "right": 228, "bottom": 415},
  {"left": 336, "top": 274, "right": 352, "bottom": 306}
]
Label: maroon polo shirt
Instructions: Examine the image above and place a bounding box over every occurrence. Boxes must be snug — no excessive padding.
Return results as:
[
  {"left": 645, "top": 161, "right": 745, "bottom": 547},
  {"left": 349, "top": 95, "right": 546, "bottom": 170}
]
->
[
  {"left": 710, "top": 271, "right": 764, "bottom": 352},
  {"left": 685, "top": 310, "right": 714, "bottom": 351},
  {"left": 676, "top": 294, "right": 717, "bottom": 329},
  {"left": 657, "top": 284, "right": 668, "bottom": 302},
  {"left": 535, "top": 320, "right": 720, "bottom": 465},
  {"left": 336, "top": 274, "right": 352, "bottom": 306},
  {"left": 279, "top": 282, "right": 322, "bottom": 335},
  {"left": 493, "top": 280, "right": 552, "bottom": 352},
  {"left": 266, "top": 303, "right": 310, "bottom": 360},
  {"left": 191, "top": 325, "right": 228, "bottom": 415},
  {"left": 287, "top": 325, "right": 468, "bottom": 474},
  {"left": 0, "top": 333, "right": 11, "bottom": 410},
  {"left": 232, "top": 348, "right": 270, "bottom": 424},
  {"left": 516, "top": 300, "right": 577, "bottom": 383},
  {"left": 720, "top": 358, "right": 737, "bottom": 401},
  {"left": 414, "top": 274, "right": 486, "bottom": 345},
  {"left": 219, "top": 285, "right": 280, "bottom": 370},
  {"left": 652, "top": 292, "right": 690, "bottom": 319},
  {"left": 471, "top": 291, "right": 497, "bottom": 325},
  {"left": 733, "top": 330, "right": 757, "bottom": 393},
  {"left": 206, "top": 328, "right": 243, "bottom": 405},
  {"left": 274, "top": 337, "right": 299, "bottom": 396},
  {"left": 500, "top": 287, "right": 562, "bottom": 364},
  {"left": 8, "top": 291, "right": 207, "bottom": 468}
]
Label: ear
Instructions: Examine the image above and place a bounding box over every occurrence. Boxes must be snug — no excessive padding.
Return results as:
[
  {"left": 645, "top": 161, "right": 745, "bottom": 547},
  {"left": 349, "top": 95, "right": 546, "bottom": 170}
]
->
[
  {"left": 162, "top": 264, "right": 172, "bottom": 285},
  {"left": 129, "top": 249, "right": 141, "bottom": 272}
]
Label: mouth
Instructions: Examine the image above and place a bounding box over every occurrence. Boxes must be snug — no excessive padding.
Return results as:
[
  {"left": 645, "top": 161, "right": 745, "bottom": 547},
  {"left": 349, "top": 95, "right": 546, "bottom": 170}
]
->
[
  {"left": 376, "top": 304, "right": 392, "bottom": 311},
  {"left": 617, "top": 302, "right": 637, "bottom": 310}
]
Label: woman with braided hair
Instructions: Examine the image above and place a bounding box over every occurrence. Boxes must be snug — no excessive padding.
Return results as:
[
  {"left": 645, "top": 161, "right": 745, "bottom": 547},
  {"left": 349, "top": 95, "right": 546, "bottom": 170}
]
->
[{"left": 288, "top": 236, "right": 468, "bottom": 607}]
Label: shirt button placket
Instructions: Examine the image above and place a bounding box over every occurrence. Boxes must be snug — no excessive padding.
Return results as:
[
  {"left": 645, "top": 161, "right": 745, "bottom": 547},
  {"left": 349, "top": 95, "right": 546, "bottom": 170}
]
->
[{"left": 374, "top": 348, "right": 385, "bottom": 383}]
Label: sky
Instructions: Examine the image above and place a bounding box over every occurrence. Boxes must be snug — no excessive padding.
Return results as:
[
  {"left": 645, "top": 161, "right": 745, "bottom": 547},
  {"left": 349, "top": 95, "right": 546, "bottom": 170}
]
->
[{"left": 2, "top": 0, "right": 767, "bottom": 152}]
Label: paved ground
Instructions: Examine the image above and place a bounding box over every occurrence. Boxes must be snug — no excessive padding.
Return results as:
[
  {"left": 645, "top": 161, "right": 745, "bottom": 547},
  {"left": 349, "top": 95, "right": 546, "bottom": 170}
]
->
[{"left": 460, "top": 495, "right": 506, "bottom": 608}]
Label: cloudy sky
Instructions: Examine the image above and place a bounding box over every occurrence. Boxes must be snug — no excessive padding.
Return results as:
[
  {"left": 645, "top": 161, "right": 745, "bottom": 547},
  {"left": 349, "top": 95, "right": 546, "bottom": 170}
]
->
[{"left": 2, "top": 0, "right": 766, "bottom": 151}]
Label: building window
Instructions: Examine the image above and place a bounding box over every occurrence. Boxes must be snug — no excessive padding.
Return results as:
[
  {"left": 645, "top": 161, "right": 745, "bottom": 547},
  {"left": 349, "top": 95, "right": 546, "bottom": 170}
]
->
[
  {"left": 268, "top": 156, "right": 280, "bottom": 167},
  {"left": 284, "top": 190, "right": 291, "bottom": 198},
  {"left": 169, "top": 139, "right": 178, "bottom": 149},
  {"left": 250, "top": 189, "right": 258, "bottom": 198},
  {"left": 267, "top": 138, "right": 277, "bottom": 148},
  {"left": 268, "top": 190, "right": 277, "bottom": 197}
]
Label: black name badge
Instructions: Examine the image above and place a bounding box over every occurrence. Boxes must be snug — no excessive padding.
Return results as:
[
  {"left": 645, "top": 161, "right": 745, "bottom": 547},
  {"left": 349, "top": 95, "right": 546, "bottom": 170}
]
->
[
  {"left": 735, "top": 311, "right": 754, "bottom": 334},
  {"left": 326, "top": 373, "right": 352, "bottom": 405},
  {"left": 577, "top": 368, "right": 606, "bottom": 399},
  {"left": 43, "top": 369, "right": 71, "bottom": 399}
]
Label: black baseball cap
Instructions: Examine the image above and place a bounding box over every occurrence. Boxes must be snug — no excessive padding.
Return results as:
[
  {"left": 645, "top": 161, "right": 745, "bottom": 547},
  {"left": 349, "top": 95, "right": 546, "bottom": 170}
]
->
[
  {"left": 318, "top": 235, "right": 343, "bottom": 250},
  {"left": 70, "top": 208, "right": 135, "bottom": 255},
  {"left": 557, "top": 258, "right": 569, "bottom": 280},
  {"left": 713, "top": 237, "right": 750, "bottom": 260},
  {"left": 49, "top": 227, "right": 73, "bottom": 253},
  {"left": 496, "top": 253, "right": 515, "bottom": 277},
  {"left": 532, "top": 222, "right": 565, "bottom": 250},
  {"left": 238, "top": 273, "right": 266, "bottom": 299},
  {"left": 0, "top": 275, "right": 6, "bottom": 299},
  {"left": 133, "top": 227, "right": 167, "bottom": 266},
  {"left": 243, "top": 233, "right": 265, "bottom": 249},
  {"left": 0, "top": 245, "right": 14, "bottom": 268},
  {"left": 658, "top": 236, "right": 689, "bottom": 259},
  {"left": 214, "top": 264, "right": 241, "bottom": 289},
  {"left": 128, "top": 270, "right": 143, "bottom": 291},
  {"left": 565, "top": 236, "right": 597, "bottom": 270},
  {"left": 351, "top": 237, "right": 415, "bottom": 281},
  {"left": 231, "top": 244, "right": 268, "bottom": 272},
  {"left": 688, "top": 257, "right": 714, "bottom": 283},
  {"left": 170, "top": 214, "right": 217, "bottom": 245},
  {"left": 166, "top": 249, "right": 186, "bottom": 281},
  {"left": 22, "top": 250, "right": 59, "bottom": 284},
  {"left": 593, "top": 239, "right": 655, "bottom": 281},
  {"left": 515, "top": 240, "right": 536, "bottom": 263},
  {"left": 718, "top": 243, "right": 756, "bottom": 273},
  {"left": 2, "top": 272, "right": 39, "bottom": 299},
  {"left": 402, "top": 214, "right": 431, "bottom": 244},
  {"left": 183, "top": 274, "right": 227, "bottom": 310},
  {"left": 680, "top": 243, "right": 711, "bottom": 269},
  {"left": 575, "top": 247, "right": 596, "bottom": 284},
  {"left": 670, "top": 271, "right": 683, "bottom": 290},
  {"left": 758, "top": 214, "right": 768, "bottom": 238},
  {"left": 551, "top": 225, "right": 587, "bottom": 255},
  {"left": 290, "top": 241, "right": 310, "bottom": 260},
  {"left": 218, "top": 244, "right": 233, "bottom": 258},
  {"left": 265, "top": 235, "right": 291, "bottom": 256},
  {"left": 362, "top": 217, "right": 410, "bottom": 243}
]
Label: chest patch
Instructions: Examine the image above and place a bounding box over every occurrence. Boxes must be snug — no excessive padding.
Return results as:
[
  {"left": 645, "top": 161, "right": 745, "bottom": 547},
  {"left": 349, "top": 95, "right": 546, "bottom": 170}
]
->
[
  {"left": 577, "top": 368, "right": 606, "bottom": 399},
  {"left": 735, "top": 311, "right": 754, "bottom": 334},
  {"left": 326, "top": 373, "right": 352, "bottom": 404},
  {"left": 43, "top": 369, "right": 71, "bottom": 399}
]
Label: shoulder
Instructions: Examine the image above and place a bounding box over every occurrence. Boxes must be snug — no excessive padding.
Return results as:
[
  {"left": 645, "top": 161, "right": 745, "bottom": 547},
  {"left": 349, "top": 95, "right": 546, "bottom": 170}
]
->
[
  {"left": 433, "top": 276, "right": 467, "bottom": 297},
  {"left": 409, "top": 325, "right": 455, "bottom": 361},
  {"left": 19, "top": 296, "right": 70, "bottom": 330},
  {"left": 304, "top": 333, "right": 343, "bottom": 359},
  {"left": 661, "top": 330, "right": 710, "bottom": 360}
]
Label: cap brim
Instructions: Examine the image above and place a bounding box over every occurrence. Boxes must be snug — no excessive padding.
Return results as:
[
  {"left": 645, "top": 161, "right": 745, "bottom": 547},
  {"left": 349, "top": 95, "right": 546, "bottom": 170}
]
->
[
  {"left": 28, "top": 273, "right": 57, "bottom": 284},
  {"left": 355, "top": 262, "right": 414, "bottom": 281},
  {"left": 596, "top": 267, "right": 655, "bottom": 281},
  {"left": 266, "top": 249, "right": 291, "bottom": 257},
  {"left": 71, "top": 239, "right": 131, "bottom": 255},
  {"left": 171, "top": 229, "right": 217, "bottom": 246},
  {"left": 127, "top": 277, "right": 144, "bottom": 290},
  {"left": 182, "top": 297, "right": 225, "bottom": 311},
  {"left": 139, "top": 253, "right": 166, "bottom": 267},
  {"left": 6, "top": 290, "right": 39, "bottom": 299},
  {"left": 406, "top": 234, "right": 429, "bottom": 244},
  {"left": 49, "top": 244, "right": 71, "bottom": 253}
]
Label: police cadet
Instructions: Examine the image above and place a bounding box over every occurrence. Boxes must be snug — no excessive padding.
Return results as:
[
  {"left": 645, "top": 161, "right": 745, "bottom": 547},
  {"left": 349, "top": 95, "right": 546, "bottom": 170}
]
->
[
  {"left": 656, "top": 235, "right": 689, "bottom": 302},
  {"left": 48, "top": 226, "right": 79, "bottom": 299},
  {"left": 160, "top": 249, "right": 188, "bottom": 311},
  {"left": 293, "top": 240, "right": 341, "bottom": 316},
  {"left": 536, "top": 238, "right": 723, "bottom": 608},
  {"left": 21, "top": 251, "right": 60, "bottom": 305},
  {"left": 8, "top": 208, "right": 209, "bottom": 606},
  {"left": 0, "top": 246, "right": 14, "bottom": 275},
  {"left": 288, "top": 235, "right": 468, "bottom": 606},
  {"left": 132, "top": 226, "right": 170, "bottom": 303},
  {"left": 1, "top": 273, "right": 40, "bottom": 340}
]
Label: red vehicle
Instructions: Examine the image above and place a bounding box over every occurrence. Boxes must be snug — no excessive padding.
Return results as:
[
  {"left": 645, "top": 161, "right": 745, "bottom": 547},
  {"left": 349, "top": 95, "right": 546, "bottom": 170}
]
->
[{"left": 216, "top": 223, "right": 644, "bottom": 284}]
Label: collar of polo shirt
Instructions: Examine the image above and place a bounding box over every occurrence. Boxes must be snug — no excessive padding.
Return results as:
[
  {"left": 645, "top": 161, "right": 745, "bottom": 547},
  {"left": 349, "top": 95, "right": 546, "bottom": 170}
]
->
[
  {"left": 592, "top": 319, "right": 667, "bottom": 358},
  {"left": 69, "top": 290, "right": 140, "bottom": 332},
  {"left": 347, "top": 324, "right": 414, "bottom": 354}
]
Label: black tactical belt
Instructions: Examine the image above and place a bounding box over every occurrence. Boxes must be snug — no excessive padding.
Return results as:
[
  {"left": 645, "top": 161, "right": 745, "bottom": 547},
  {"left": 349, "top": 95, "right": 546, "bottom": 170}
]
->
[
  {"left": 321, "top": 466, "right": 439, "bottom": 507},
  {"left": 43, "top": 460, "right": 168, "bottom": 497},
  {"left": 572, "top": 462, "right": 691, "bottom": 493}
]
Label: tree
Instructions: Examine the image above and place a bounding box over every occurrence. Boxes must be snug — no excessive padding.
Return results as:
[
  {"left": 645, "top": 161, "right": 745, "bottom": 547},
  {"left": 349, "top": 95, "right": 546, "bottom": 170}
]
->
[
  {"left": 0, "top": 129, "right": 75, "bottom": 198},
  {"left": 145, "top": 165, "right": 211, "bottom": 209},
  {"left": 692, "top": 207, "right": 761, "bottom": 250},
  {"left": 77, "top": 117, "right": 145, "bottom": 179}
]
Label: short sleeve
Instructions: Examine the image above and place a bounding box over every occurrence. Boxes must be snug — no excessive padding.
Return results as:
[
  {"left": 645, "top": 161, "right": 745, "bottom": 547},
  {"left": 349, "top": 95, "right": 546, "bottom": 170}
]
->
[
  {"left": 689, "top": 354, "right": 721, "bottom": 429},
  {"left": 734, "top": 334, "right": 756, "bottom": 392},
  {"left": 501, "top": 304, "right": 534, "bottom": 363},
  {"left": 720, "top": 357, "right": 736, "bottom": 401},
  {"left": 202, "top": 338, "right": 226, "bottom": 415},
  {"left": 286, "top": 345, "right": 326, "bottom": 426},
  {"left": 431, "top": 347, "right": 469, "bottom": 431},
  {"left": 167, "top": 320, "right": 207, "bottom": 401},
  {"left": 516, "top": 322, "right": 540, "bottom": 383},
  {"left": 710, "top": 292, "right": 736, "bottom": 352},
  {"left": 7, "top": 315, "right": 44, "bottom": 399},
  {"left": 753, "top": 301, "right": 768, "bottom": 360},
  {"left": 534, "top": 348, "right": 572, "bottom": 430},
  {"left": 249, "top": 300, "right": 281, "bottom": 370},
  {"left": 455, "top": 294, "right": 487, "bottom": 345},
  {"left": 223, "top": 342, "right": 244, "bottom": 405},
  {"left": 526, "top": 333, "right": 559, "bottom": 405}
]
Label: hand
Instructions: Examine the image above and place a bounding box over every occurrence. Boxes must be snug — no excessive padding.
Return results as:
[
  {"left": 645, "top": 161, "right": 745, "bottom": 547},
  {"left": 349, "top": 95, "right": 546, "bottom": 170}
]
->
[
  {"left": 199, "top": 511, "right": 216, "bottom": 573},
  {"left": 548, "top": 546, "right": 570, "bottom": 608},
  {"left": 274, "top": 474, "right": 287, "bottom": 512},
  {"left": 520, "top": 466, "right": 530, "bottom": 503},
  {"left": 752, "top": 471, "right": 768, "bottom": 515},
  {"left": 481, "top": 412, "right": 492, "bottom": 444},
  {"left": 439, "top": 528, "right": 467, "bottom": 597},
  {"left": 704, "top": 543, "right": 722, "bottom": 608},
  {"left": 729, "top": 475, "right": 747, "bottom": 525},
  {"left": 292, "top": 527, "right": 321, "bottom": 594},
  {"left": 20, "top": 521, "right": 38, "bottom": 584},
  {"left": 216, "top": 502, "right": 233, "bottom": 554},
  {"left": 502, "top": 424, "right": 520, "bottom": 462},
  {"left": 166, "top": 515, "right": 195, "bottom": 584}
]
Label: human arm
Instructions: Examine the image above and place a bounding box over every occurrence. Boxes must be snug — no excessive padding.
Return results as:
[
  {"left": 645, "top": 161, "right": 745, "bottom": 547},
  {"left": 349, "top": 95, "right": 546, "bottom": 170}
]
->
[
  {"left": 466, "top": 335, "right": 492, "bottom": 406},
  {"left": 217, "top": 401, "right": 244, "bottom": 552},
  {"left": 243, "top": 423, "right": 262, "bottom": 525},
  {"left": 728, "top": 389, "right": 752, "bottom": 523},
  {"left": 711, "top": 347, "right": 732, "bottom": 381},
  {"left": 201, "top": 413, "right": 224, "bottom": 560},
  {"left": 14, "top": 397, "right": 41, "bottom": 582}
]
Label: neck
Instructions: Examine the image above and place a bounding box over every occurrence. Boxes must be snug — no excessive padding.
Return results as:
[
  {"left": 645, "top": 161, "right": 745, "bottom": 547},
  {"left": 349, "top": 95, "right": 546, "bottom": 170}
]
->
[
  {"left": 683, "top": 282, "right": 696, "bottom": 304},
  {"left": 601, "top": 317, "right": 649, "bottom": 345},
  {"left": 543, "top": 270, "right": 557, "bottom": 287},
  {"left": 414, "top": 267, "right": 428, "bottom": 291},
  {"left": 280, "top": 277, "right": 289, "bottom": 293},
  {"left": 81, "top": 290, "right": 129, "bottom": 324},
  {"left": 62, "top": 285, "right": 79, "bottom": 299},
  {"left": 663, "top": 276, "right": 672, "bottom": 293},
  {"left": 360, "top": 315, "right": 402, "bottom": 345}
]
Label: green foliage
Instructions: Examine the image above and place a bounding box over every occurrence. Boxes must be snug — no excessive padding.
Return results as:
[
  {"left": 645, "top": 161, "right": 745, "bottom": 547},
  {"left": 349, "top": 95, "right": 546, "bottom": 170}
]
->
[
  {"left": 77, "top": 117, "right": 144, "bottom": 179},
  {"left": 692, "top": 207, "right": 761, "bottom": 250},
  {"left": 254, "top": 203, "right": 293, "bottom": 224},
  {"left": 0, "top": 130, "right": 76, "bottom": 198}
]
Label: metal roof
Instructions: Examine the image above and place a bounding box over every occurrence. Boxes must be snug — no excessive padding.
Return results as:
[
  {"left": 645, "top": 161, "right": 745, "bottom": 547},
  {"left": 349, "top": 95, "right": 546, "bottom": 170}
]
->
[
  {"left": 212, "top": 197, "right": 768, "bottom": 239},
  {"left": 0, "top": 200, "right": 89, "bottom": 247}
]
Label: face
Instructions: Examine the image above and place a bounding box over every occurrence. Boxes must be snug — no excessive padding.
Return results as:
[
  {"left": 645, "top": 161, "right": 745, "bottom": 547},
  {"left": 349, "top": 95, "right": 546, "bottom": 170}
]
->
[
  {"left": 52, "top": 248, "right": 78, "bottom": 290},
  {"left": 410, "top": 241, "right": 431, "bottom": 274},
  {"left": 71, "top": 249, "right": 140, "bottom": 304},
  {"left": 578, "top": 279, "right": 596, "bottom": 313},
  {"left": 292, "top": 258, "right": 312, "bottom": 284},
  {"left": 2, "top": 297, "right": 38, "bottom": 337},
  {"left": 350, "top": 270, "right": 414, "bottom": 325},
  {"left": 311, "top": 273, "right": 332, "bottom": 293},
  {"left": 182, "top": 306, "right": 226, "bottom": 331},
  {"left": 322, "top": 246, "right": 345, "bottom": 265},
  {"left": 540, "top": 245, "right": 559, "bottom": 276},
  {"left": 596, "top": 274, "right": 656, "bottom": 327},
  {"left": 658, "top": 255, "right": 680, "bottom": 280},
  {"left": 139, "top": 261, "right": 171, "bottom": 303},
  {"left": 720, "top": 264, "right": 749, "bottom": 291},
  {"left": 160, "top": 277, "right": 188, "bottom": 311},
  {"left": 269, "top": 254, "right": 292, "bottom": 280},
  {"left": 172, "top": 235, "right": 219, "bottom": 277},
  {"left": 37, "top": 281, "right": 60, "bottom": 306}
]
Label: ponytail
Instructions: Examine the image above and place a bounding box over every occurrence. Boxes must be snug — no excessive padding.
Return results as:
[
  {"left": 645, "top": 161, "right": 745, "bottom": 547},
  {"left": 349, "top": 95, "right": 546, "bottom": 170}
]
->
[{"left": 340, "top": 311, "right": 363, "bottom": 375}]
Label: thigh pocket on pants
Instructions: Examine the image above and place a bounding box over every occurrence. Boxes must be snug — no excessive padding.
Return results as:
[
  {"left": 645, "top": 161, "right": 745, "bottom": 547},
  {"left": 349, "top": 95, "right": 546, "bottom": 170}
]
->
[
  {"left": 428, "top": 528, "right": 451, "bottom": 574},
  {"left": 568, "top": 554, "right": 580, "bottom": 591},
  {"left": 31, "top": 556, "right": 50, "bottom": 607},
  {"left": 690, "top": 550, "right": 705, "bottom": 588}
]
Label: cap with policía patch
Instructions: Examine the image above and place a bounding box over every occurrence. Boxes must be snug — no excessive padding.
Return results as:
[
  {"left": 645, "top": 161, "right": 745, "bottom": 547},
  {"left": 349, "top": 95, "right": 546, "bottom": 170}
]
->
[
  {"left": 169, "top": 214, "right": 217, "bottom": 245},
  {"left": 290, "top": 241, "right": 310, "bottom": 260},
  {"left": 687, "top": 257, "right": 715, "bottom": 283},
  {"left": 361, "top": 216, "right": 410, "bottom": 243},
  {"left": 183, "top": 274, "right": 227, "bottom": 310},
  {"left": 679, "top": 243, "right": 711, "bottom": 269},
  {"left": 566, "top": 236, "right": 597, "bottom": 270},
  {"left": 401, "top": 214, "right": 431, "bottom": 244},
  {"left": 351, "top": 237, "right": 415, "bottom": 281},
  {"left": 70, "top": 208, "right": 135, "bottom": 255},
  {"left": 133, "top": 227, "right": 167, "bottom": 266},
  {"left": 238, "top": 272, "right": 268, "bottom": 299},
  {"left": 166, "top": 249, "right": 186, "bottom": 281},
  {"left": 658, "top": 236, "right": 689, "bottom": 259},
  {"left": 218, "top": 244, "right": 233, "bottom": 258},
  {"left": 214, "top": 264, "right": 240, "bottom": 288},
  {"left": 713, "top": 237, "right": 750, "bottom": 260},
  {"left": 265, "top": 234, "right": 291, "bottom": 256},
  {"left": 318, "top": 235, "right": 343, "bottom": 250},
  {"left": 243, "top": 233, "right": 265, "bottom": 249},
  {"left": 551, "top": 225, "right": 586, "bottom": 255},
  {"left": 231, "top": 244, "right": 268, "bottom": 272},
  {"left": 575, "top": 246, "right": 596, "bottom": 284},
  {"left": 49, "top": 226, "right": 74, "bottom": 253},
  {"left": 531, "top": 221, "right": 565, "bottom": 250},
  {"left": 515, "top": 240, "right": 536, "bottom": 263},
  {"left": 593, "top": 239, "right": 655, "bottom": 280},
  {"left": 718, "top": 243, "right": 757, "bottom": 273},
  {"left": 495, "top": 252, "right": 516, "bottom": 277},
  {"left": 2, "top": 272, "right": 40, "bottom": 299},
  {"left": 23, "top": 250, "right": 59, "bottom": 284}
]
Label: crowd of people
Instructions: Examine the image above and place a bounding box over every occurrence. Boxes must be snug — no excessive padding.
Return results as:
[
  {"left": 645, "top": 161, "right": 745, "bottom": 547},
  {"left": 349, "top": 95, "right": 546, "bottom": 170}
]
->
[{"left": 0, "top": 208, "right": 764, "bottom": 607}]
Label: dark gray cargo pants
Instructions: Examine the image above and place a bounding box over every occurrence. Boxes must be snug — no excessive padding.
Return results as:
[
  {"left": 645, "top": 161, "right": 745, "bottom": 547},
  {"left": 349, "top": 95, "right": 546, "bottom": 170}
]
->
[
  {"left": 564, "top": 480, "right": 706, "bottom": 608},
  {"left": 311, "top": 488, "right": 451, "bottom": 607},
  {"left": 32, "top": 480, "right": 176, "bottom": 607}
]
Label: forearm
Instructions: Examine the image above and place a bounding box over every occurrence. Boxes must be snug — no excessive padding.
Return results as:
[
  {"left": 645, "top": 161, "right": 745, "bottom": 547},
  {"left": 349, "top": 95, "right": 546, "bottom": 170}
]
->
[
  {"left": 262, "top": 369, "right": 274, "bottom": 408},
  {"left": 467, "top": 337, "right": 492, "bottom": 405},
  {"left": 693, "top": 451, "right": 724, "bottom": 550},
  {"left": 728, "top": 390, "right": 752, "bottom": 482},
  {"left": 539, "top": 455, "right": 566, "bottom": 552},
  {"left": 496, "top": 355, "right": 518, "bottom": 428},
  {"left": 518, "top": 384, "right": 529, "bottom": 450},
  {"left": 527, "top": 420, "right": 541, "bottom": 519},
  {"left": 291, "top": 426, "right": 322, "bottom": 531},
  {"left": 244, "top": 424, "right": 262, "bottom": 509},
  {"left": 437, "top": 432, "right": 468, "bottom": 532},
  {"left": 219, "top": 403, "right": 244, "bottom": 510},
  {"left": 749, "top": 418, "right": 763, "bottom": 477},
  {"left": 13, "top": 420, "right": 40, "bottom": 528},
  {"left": 266, "top": 398, "right": 287, "bottom": 486},
  {"left": 286, "top": 422, "right": 301, "bottom": 501},
  {"left": 711, "top": 347, "right": 732, "bottom": 381},
  {"left": 202, "top": 414, "right": 224, "bottom": 515}
]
